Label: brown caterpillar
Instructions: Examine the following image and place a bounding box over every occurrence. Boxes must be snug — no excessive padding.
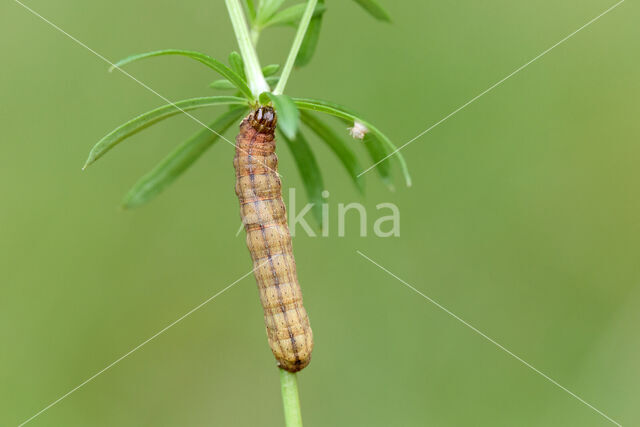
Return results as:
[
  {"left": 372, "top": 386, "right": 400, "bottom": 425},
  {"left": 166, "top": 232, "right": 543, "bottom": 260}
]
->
[{"left": 233, "top": 106, "right": 313, "bottom": 372}]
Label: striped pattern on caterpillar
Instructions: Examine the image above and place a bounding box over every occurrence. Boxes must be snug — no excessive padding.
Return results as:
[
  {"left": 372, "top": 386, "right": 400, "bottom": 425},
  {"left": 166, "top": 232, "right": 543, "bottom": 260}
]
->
[{"left": 233, "top": 106, "right": 313, "bottom": 372}]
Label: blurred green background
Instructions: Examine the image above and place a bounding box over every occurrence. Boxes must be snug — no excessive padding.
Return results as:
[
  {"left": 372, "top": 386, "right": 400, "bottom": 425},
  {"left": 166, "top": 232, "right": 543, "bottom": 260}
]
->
[{"left": 1, "top": 0, "right": 639, "bottom": 426}]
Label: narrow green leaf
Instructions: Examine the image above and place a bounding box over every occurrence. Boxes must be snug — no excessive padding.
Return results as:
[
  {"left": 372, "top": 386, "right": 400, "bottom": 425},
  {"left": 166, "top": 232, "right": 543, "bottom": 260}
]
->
[
  {"left": 262, "top": 93, "right": 300, "bottom": 139},
  {"left": 210, "top": 79, "right": 236, "bottom": 90},
  {"left": 262, "top": 64, "right": 280, "bottom": 77},
  {"left": 123, "top": 107, "right": 247, "bottom": 209},
  {"left": 256, "top": 0, "right": 286, "bottom": 26},
  {"left": 111, "top": 49, "right": 254, "bottom": 101},
  {"left": 264, "top": 3, "right": 326, "bottom": 28},
  {"left": 362, "top": 133, "right": 392, "bottom": 187},
  {"left": 293, "top": 97, "right": 357, "bottom": 115},
  {"left": 300, "top": 111, "right": 363, "bottom": 193},
  {"left": 84, "top": 96, "right": 246, "bottom": 168},
  {"left": 293, "top": 97, "right": 411, "bottom": 187},
  {"left": 352, "top": 0, "right": 391, "bottom": 22},
  {"left": 246, "top": 0, "right": 257, "bottom": 21},
  {"left": 263, "top": 3, "right": 305, "bottom": 27},
  {"left": 228, "top": 51, "right": 247, "bottom": 82},
  {"left": 295, "top": 0, "right": 325, "bottom": 67},
  {"left": 280, "top": 130, "right": 324, "bottom": 227}
]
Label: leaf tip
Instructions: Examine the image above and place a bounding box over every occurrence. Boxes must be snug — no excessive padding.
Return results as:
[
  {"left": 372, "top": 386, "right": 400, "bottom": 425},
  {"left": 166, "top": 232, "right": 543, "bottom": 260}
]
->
[
  {"left": 120, "top": 197, "right": 138, "bottom": 211},
  {"left": 282, "top": 128, "right": 297, "bottom": 140},
  {"left": 382, "top": 177, "right": 395, "bottom": 192}
]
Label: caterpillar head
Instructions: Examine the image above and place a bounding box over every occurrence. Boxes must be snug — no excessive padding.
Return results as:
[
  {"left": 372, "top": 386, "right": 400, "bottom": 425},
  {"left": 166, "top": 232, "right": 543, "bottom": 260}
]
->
[{"left": 250, "top": 106, "right": 277, "bottom": 134}]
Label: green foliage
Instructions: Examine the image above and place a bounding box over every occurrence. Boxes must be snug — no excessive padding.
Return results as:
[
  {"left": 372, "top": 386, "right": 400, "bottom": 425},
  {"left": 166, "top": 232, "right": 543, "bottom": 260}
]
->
[
  {"left": 84, "top": 96, "right": 246, "bottom": 168},
  {"left": 300, "top": 111, "right": 363, "bottom": 193},
  {"left": 266, "top": 76, "right": 280, "bottom": 89},
  {"left": 210, "top": 63, "right": 280, "bottom": 91},
  {"left": 362, "top": 133, "right": 392, "bottom": 187},
  {"left": 264, "top": 3, "right": 326, "bottom": 28},
  {"left": 295, "top": 0, "right": 325, "bottom": 67},
  {"left": 352, "top": 0, "right": 391, "bottom": 22},
  {"left": 228, "top": 51, "right": 247, "bottom": 81},
  {"left": 293, "top": 98, "right": 412, "bottom": 187},
  {"left": 88, "top": 0, "right": 408, "bottom": 210},
  {"left": 260, "top": 92, "right": 300, "bottom": 139},
  {"left": 210, "top": 79, "right": 238, "bottom": 90},
  {"left": 245, "top": 0, "right": 257, "bottom": 20},
  {"left": 280, "top": 130, "right": 324, "bottom": 227},
  {"left": 123, "top": 108, "right": 247, "bottom": 209},
  {"left": 272, "top": 0, "right": 318, "bottom": 95},
  {"left": 255, "top": 0, "right": 287, "bottom": 27},
  {"left": 262, "top": 64, "right": 280, "bottom": 76},
  {"left": 112, "top": 49, "right": 254, "bottom": 101}
]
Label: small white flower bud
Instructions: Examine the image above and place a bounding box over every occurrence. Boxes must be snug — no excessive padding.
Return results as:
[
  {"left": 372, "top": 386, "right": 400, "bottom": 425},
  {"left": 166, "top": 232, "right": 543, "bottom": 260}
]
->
[{"left": 348, "top": 121, "right": 369, "bottom": 140}]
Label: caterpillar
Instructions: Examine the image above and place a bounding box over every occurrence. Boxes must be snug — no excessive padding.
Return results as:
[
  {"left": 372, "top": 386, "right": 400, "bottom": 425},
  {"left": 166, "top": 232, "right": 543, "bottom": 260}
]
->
[{"left": 233, "top": 106, "right": 313, "bottom": 372}]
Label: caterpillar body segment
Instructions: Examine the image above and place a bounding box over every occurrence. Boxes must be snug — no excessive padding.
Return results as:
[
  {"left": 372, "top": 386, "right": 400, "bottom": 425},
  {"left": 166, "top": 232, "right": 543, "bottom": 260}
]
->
[{"left": 234, "top": 107, "right": 313, "bottom": 372}]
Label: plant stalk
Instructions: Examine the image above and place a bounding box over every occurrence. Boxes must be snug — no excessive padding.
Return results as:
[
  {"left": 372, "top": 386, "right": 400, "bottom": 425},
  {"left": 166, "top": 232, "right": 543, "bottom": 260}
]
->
[
  {"left": 273, "top": 0, "right": 318, "bottom": 95},
  {"left": 225, "top": 0, "right": 270, "bottom": 96},
  {"left": 228, "top": 2, "right": 310, "bottom": 425},
  {"left": 280, "top": 369, "right": 303, "bottom": 427}
]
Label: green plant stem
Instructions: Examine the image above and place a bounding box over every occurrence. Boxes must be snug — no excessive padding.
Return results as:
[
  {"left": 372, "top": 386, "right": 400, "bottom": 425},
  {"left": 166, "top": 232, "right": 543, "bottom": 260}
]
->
[
  {"left": 250, "top": 27, "right": 260, "bottom": 47},
  {"left": 280, "top": 369, "right": 303, "bottom": 427},
  {"left": 225, "top": 0, "right": 269, "bottom": 96},
  {"left": 273, "top": 0, "right": 318, "bottom": 95}
]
